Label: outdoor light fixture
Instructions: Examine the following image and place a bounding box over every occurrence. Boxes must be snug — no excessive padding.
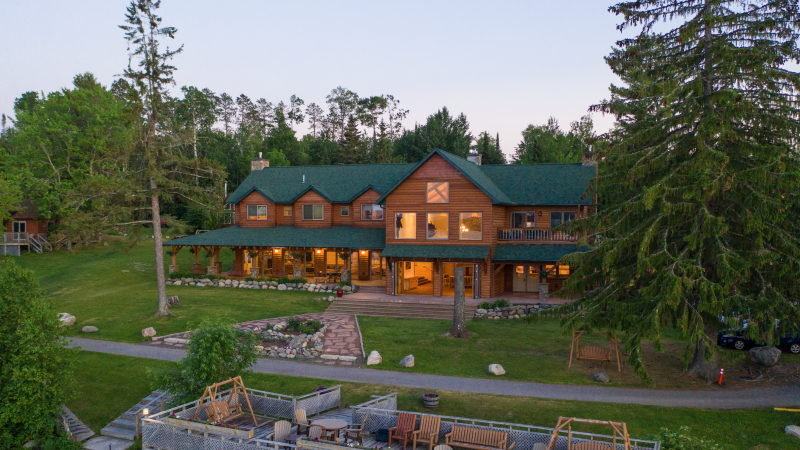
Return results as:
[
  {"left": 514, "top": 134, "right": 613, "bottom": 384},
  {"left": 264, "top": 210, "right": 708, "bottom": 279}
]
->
[
  {"left": 142, "top": 408, "right": 150, "bottom": 416},
  {"left": 538, "top": 211, "right": 542, "bottom": 216},
  {"left": 317, "top": 249, "right": 322, "bottom": 254},
  {"left": 361, "top": 250, "right": 366, "bottom": 255}
]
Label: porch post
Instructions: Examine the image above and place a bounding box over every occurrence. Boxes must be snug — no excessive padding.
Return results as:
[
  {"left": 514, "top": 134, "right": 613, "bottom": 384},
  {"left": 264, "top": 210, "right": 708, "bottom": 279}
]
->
[
  {"left": 207, "top": 247, "right": 217, "bottom": 275},
  {"left": 193, "top": 246, "right": 202, "bottom": 274},
  {"left": 169, "top": 246, "right": 180, "bottom": 273}
]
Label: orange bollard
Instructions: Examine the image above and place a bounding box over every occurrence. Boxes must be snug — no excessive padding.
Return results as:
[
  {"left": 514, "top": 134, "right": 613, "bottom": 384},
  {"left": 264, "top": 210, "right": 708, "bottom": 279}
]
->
[{"left": 718, "top": 367, "right": 724, "bottom": 385}]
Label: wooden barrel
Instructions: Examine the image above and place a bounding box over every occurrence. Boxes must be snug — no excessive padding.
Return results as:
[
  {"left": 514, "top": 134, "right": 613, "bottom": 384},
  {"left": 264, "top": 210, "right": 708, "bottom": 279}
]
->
[{"left": 423, "top": 394, "right": 439, "bottom": 409}]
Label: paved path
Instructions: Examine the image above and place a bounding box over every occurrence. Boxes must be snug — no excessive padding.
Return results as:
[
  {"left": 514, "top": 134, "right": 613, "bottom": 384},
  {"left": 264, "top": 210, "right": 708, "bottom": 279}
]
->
[{"left": 69, "top": 337, "right": 800, "bottom": 410}]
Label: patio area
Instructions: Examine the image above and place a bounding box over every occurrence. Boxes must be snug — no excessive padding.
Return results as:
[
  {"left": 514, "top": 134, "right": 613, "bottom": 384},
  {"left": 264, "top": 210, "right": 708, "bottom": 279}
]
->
[{"left": 142, "top": 389, "right": 661, "bottom": 450}]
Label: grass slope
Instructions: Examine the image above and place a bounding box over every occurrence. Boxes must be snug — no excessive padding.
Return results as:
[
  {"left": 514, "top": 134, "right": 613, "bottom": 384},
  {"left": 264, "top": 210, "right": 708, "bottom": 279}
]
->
[
  {"left": 71, "top": 351, "right": 800, "bottom": 450},
  {"left": 15, "top": 236, "right": 328, "bottom": 342}
]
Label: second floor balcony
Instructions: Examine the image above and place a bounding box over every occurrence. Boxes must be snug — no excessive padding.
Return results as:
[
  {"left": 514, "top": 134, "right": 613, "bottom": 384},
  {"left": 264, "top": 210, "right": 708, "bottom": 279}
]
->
[{"left": 497, "top": 228, "right": 577, "bottom": 243}]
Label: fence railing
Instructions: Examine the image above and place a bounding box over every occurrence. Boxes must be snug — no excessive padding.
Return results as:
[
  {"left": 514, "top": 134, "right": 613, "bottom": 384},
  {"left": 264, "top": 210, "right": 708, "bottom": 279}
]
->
[
  {"left": 497, "top": 228, "right": 577, "bottom": 242},
  {"left": 350, "top": 400, "right": 660, "bottom": 450},
  {"left": 3, "top": 232, "right": 28, "bottom": 243}
]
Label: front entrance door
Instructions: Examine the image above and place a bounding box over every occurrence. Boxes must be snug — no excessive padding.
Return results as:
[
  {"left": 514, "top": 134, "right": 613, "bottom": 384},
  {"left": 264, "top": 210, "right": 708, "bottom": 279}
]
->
[{"left": 513, "top": 265, "right": 540, "bottom": 292}]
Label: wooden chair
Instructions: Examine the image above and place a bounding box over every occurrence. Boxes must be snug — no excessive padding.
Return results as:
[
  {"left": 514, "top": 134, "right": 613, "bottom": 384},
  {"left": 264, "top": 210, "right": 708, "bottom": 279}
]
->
[
  {"left": 388, "top": 412, "right": 418, "bottom": 449},
  {"left": 434, "top": 446, "right": 453, "bottom": 450},
  {"left": 532, "top": 444, "right": 547, "bottom": 450},
  {"left": 308, "top": 426, "right": 324, "bottom": 440},
  {"left": 413, "top": 415, "right": 441, "bottom": 450},
  {"left": 344, "top": 417, "right": 367, "bottom": 445},
  {"left": 268, "top": 420, "right": 291, "bottom": 443},
  {"left": 293, "top": 409, "right": 310, "bottom": 435}
]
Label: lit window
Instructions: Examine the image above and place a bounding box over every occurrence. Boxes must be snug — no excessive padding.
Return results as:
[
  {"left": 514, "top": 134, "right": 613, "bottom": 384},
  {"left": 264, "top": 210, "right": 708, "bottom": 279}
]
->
[
  {"left": 426, "top": 212, "right": 448, "bottom": 239},
  {"left": 247, "top": 205, "right": 267, "bottom": 220},
  {"left": 302, "top": 204, "right": 323, "bottom": 220},
  {"left": 550, "top": 211, "right": 576, "bottom": 228},
  {"left": 545, "top": 264, "right": 570, "bottom": 278},
  {"left": 427, "top": 182, "right": 449, "bottom": 203},
  {"left": 361, "top": 204, "right": 384, "bottom": 220},
  {"left": 511, "top": 212, "right": 536, "bottom": 228},
  {"left": 558, "top": 265, "right": 570, "bottom": 276},
  {"left": 395, "top": 212, "right": 416, "bottom": 239},
  {"left": 283, "top": 206, "right": 292, "bottom": 217},
  {"left": 459, "top": 212, "right": 482, "bottom": 240},
  {"left": 340, "top": 206, "right": 350, "bottom": 217}
]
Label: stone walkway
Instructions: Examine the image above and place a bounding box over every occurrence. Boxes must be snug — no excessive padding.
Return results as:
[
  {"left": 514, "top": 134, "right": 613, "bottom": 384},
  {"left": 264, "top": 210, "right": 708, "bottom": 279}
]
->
[{"left": 144, "top": 313, "right": 364, "bottom": 366}]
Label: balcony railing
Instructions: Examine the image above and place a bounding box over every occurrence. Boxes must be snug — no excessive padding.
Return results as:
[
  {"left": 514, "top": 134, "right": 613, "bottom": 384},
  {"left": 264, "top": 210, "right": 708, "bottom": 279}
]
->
[
  {"left": 3, "top": 232, "right": 28, "bottom": 244},
  {"left": 497, "top": 228, "right": 577, "bottom": 242}
]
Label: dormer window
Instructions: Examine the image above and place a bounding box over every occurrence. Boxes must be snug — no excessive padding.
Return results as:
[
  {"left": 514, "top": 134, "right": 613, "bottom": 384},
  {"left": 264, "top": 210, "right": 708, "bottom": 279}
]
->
[
  {"left": 361, "top": 204, "right": 384, "bottom": 220},
  {"left": 427, "top": 182, "right": 449, "bottom": 203},
  {"left": 303, "top": 204, "right": 323, "bottom": 220},
  {"left": 247, "top": 205, "right": 267, "bottom": 220}
]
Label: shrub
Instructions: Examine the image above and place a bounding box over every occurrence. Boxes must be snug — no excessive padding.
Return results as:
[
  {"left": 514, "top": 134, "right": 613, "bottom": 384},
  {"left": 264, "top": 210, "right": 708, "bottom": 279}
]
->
[
  {"left": 650, "top": 427, "right": 721, "bottom": 450},
  {"left": 479, "top": 299, "right": 510, "bottom": 309},
  {"left": 0, "top": 260, "right": 78, "bottom": 448},
  {"left": 169, "top": 271, "right": 218, "bottom": 280},
  {"left": 286, "top": 317, "right": 302, "bottom": 330},
  {"left": 149, "top": 319, "right": 258, "bottom": 406}
]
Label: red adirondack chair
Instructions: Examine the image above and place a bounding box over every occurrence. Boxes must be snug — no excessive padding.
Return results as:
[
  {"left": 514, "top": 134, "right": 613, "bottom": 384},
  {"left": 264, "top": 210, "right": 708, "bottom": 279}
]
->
[{"left": 389, "top": 412, "right": 418, "bottom": 449}]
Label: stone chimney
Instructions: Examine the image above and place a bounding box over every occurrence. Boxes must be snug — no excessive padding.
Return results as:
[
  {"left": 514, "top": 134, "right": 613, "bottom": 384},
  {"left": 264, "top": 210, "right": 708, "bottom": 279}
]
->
[
  {"left": 467, "top": 151, "right": 482, "bottom": 165},
  {"left": 582, "top": 145, "right": 597, "bottom": 166},
  {"left": 251, "top": 152, "right": 270, "bottom": 171}
]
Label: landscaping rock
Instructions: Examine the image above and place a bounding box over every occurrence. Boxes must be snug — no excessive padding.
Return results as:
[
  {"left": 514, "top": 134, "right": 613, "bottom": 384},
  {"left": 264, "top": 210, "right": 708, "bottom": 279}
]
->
[
  {"left": 277, "top": 284, "right": 287, "bottom": 290},
  {"left": 23, "top": 441, "right": 38, "bottom": 448},
  {"left": 57, "top": 313, "right": 76, "bottom": 327},
  {"left": 321, "top": 354, "right": 339, "bottom": 360},
  {"left": 82, "top": 326, "right": 99, "bottom": 333},
  {"left": 339, "top": 356, "right": 358, "bottom": 362},
  {"left": 367, "top": 350, "right": 382, "bottom": 365},
  {"left": 488, "top": 364, "right": 506, "bottom": 376},
  {"left": 328, "top": 296, "right": 335, "bottom": 301},
  {"left": 593, "top": 372, "right": 610, "bottom": 383},
  {"left": 142, "top": 327, "right": 157, "bottom": 338},
  {"left": 750, "top": 346, "right": 781, "bottom": 367},
  {"left": 786, "top": 425, "right": 800, "bottom": 439},
  {"left": 399, "top": 354, "right": 415, "bottom": 367}
]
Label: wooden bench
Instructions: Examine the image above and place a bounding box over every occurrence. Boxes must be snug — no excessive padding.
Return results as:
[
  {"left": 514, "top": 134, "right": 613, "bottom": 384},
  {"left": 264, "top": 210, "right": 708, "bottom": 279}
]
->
[
  {"left": 572, "top": 442, "right": 612, "bottom": 450},
  {"left": 576, "top": 346, "right": 612, "bottom": 362},
  {"left": 444, "top": 426, "right": 515, "bottom": 450},
  {"left": 202, "top": 400, "right": 244, "bottom": 423}
]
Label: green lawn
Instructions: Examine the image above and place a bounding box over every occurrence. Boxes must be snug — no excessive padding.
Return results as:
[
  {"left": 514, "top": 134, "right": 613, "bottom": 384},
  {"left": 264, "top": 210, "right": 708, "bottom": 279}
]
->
[
  {"left": 70, "top": 351, "right": 800, "bottom": 450},
  {"left": 15, "top": 235, "right": 328, "bottom": 342}
]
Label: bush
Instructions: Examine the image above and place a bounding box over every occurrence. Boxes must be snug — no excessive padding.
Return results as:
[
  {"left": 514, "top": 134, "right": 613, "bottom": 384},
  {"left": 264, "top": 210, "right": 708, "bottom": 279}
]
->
[
  {"left": 149, "top": 319, "right": 258, "bottom": 406},
  {"left": 0, "top": 260, "right": 78, "bottom": 448},
  {"left": 169, "top": 271, "right": 219, "bottom": 280},
  {"left": 650, "top": 427, "right": 721, "bottom": 450},
  {"left": 479, "top": 299, "right": 510, "bottom": 309}
]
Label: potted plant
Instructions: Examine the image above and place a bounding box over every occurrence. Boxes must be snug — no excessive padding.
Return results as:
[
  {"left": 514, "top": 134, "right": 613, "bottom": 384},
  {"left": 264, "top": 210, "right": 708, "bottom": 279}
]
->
[{"left": 422, "top": 392, "right": 439, "bottom": 409}]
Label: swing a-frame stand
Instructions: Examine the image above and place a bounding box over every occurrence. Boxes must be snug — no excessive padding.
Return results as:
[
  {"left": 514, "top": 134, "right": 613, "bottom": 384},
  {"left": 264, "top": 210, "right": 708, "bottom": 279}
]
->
[
  {"left": 193, "top": 376, "right": 258, "bottom": 426},
  {"left": 546, "top": 417, "right": 632, "bottom": 450},
  {"left": 568, "top": 330, "right": 622, "bottom": 372}
]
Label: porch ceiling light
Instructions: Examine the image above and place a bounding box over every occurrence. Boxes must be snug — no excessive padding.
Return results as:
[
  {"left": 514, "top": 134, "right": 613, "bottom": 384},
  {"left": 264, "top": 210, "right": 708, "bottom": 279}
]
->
[{"left": 317, "top": 249, "right": 322, "bottom": 254}]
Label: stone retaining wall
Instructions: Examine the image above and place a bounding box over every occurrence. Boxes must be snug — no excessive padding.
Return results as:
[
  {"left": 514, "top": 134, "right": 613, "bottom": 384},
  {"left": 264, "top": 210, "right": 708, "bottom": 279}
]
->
[
  {"left": 165, "top": 278, "right": 356, "bottom": 295},
  {"left": 474, "top": 304, "right": 559, "bottom": 319}
]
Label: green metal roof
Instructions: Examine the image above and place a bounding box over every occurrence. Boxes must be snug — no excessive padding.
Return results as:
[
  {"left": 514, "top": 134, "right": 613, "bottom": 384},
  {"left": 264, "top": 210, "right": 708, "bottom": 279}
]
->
[
  {"left": 492, "top": 244, "right": 587, "bottom": 262},
  {"left": 480, "top": 163, "right": 595, "bottom": 205},
  {"left": 164, "top": 226, "right": 385, "bottom": 249},
  {"left": 381, "top": 244, "right": 490, "bottom": 259},
  {"left": 226, "top": 163, "right": 415, "bottom": 204}
]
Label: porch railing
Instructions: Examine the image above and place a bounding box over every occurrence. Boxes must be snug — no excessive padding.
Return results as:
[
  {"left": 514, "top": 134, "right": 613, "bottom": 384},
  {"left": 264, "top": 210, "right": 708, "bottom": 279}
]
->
[
  {"left": 497, "top": 228, "right": 577, "bottom": 242},
  {"left": 3, "top": 232, "right": 28, "bottom": 244}
]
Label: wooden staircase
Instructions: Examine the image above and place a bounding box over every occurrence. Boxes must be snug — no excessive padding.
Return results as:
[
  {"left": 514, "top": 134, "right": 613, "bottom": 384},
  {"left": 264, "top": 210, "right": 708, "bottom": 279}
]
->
[
  {"left": 327, "top": 299, "right": 477, "bottom": 320},
  {"left": 100, "top": 391, "right": 170, "bottom": 441}
]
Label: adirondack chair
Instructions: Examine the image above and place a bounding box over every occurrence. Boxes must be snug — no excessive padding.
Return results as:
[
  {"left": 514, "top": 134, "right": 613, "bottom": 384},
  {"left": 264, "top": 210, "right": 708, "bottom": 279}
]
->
[
  {"left": 388, "top": 412, "right": 418, "bottom": 449},
  {"left": 309, "top": 426, "right": 324, "bottom": 440},
  {"left": 532, "top": 444, "right": 547, "bottom": 450},
  {"left": 294, "top": 409, "right": 310, "bottom": 435},
  {"left": 270, "top": 420, "right": 291, "bottom": 443},
  {"left": 344, "top": 417, "right": 368, "bottom": 445},
  {"left": 412, "top": 415, "right": 441, "bottom": 450}
]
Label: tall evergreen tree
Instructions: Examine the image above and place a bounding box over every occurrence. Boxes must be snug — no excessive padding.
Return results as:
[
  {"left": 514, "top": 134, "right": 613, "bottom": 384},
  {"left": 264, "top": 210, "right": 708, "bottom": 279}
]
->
[
  {"left": 339, "top": 115, "right": 366, "bottom": 164},
  {"left": 215, "top": 93, "right": 236, "bottom": 134},
  {"left": 394, "top": 107, "right": 472, "bottom": 162},
  {"left": 305, "top": 102, "right": 324, "bottom": 138},
  {"left": 563, "top": 0, "right": 800, "bottom": 384},
  {"left": 287, "top": 95, "right": 305, "bottom": 130}
]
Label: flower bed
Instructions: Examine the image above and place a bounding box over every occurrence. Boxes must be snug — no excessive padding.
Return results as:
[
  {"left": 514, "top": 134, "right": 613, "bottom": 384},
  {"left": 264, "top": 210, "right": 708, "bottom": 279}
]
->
[
  {"left": 253, "top": 317, "right": 329, "bottom": 359},
  {"left": 163, "top": 416, "right": 254, "bottom": 439}
]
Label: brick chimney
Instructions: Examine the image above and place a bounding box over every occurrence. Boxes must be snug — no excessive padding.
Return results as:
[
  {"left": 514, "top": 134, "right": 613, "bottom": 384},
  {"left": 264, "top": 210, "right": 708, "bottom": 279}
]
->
[
  {"left": 582, "top": 145, "right": 597, "bottom": 166},
  {"left": 467, "top": 151, "right": 482, "bottom": 165},
  {"left": 251, "top": 152, "right": 270, "bottom": 171}
]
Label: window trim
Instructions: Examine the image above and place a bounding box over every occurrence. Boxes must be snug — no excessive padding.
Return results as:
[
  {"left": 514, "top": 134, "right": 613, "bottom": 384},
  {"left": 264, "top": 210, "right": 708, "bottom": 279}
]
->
[
  {"left": 12, "top": 221, "right": 26, "bottom": 233},
  {"left": 426, "top": 181, "right": 450, "bottom": 203},
  {"left": 550, "top": 211, "right": 577, "bottom": 228},
  {"left": 395, "top": 212, "right": 417, "bottom": 240},
  {"left": 426, "top": 212, "right": 449, "bottom": 240},
  {"left": 340, "top": 205, "right": 350, "bottom": 217},
  {"left": 247, "top": 205, "right": 268, "bottom": 220},
  {"left": 458, "top": 212, "right": 483, "bottom": 241},
  {"left": 510, "top": 211, "right": 536, "bottom": 229},
  {"left": 361, "top": 204, "right": 385, "bottom": 221},
  {"left": 302, "top": 204, "right": 324, "bottom": 221},
  {"left": 283, "top": 206, "right": 292, "bottom": 217}
]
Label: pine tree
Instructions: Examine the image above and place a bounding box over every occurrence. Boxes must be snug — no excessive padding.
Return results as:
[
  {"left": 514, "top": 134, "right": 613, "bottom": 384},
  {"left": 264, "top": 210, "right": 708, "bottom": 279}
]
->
[
  {"left": 305, "top": 103, "right": 324, "bottom": 138},
  {"left": 339, "top": 115, "right": 366, "bottom": 164},
  {"left": 215, "top": 93, "right": 236, "bottom": 134},
  {"left": 564, "top": 0, "right": 800, "bottom": 384}
]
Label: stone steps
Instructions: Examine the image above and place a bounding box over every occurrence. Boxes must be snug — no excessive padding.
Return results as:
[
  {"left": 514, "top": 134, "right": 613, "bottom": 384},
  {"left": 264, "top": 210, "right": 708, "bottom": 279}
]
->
[
  {"left": 100, "top": 391, "right": 170, "bottom": 442},
  {"left": 327, "top": 300, "right": 477, "bottom": 320},
  {"left": 60, "top": 406, "right": 95, "bottom": 442}
]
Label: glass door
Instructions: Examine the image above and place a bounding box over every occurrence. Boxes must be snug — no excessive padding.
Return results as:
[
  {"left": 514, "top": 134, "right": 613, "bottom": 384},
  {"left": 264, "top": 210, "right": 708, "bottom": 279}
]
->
[
  {"left": 370, "top": 251, "right": 382, "bottom": 280},
  {"left": 513, "top": 265, "right": 526, "bottom": 291},
  {"left": 527, "top": 266, "right": 540, "bottom": 292}
]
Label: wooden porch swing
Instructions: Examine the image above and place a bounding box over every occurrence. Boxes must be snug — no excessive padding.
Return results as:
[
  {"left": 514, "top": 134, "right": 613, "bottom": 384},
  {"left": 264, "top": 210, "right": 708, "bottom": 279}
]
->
[
  {"left": 192, "top": 376, "right": 258, "bottom": 426},
  {"left": 545, "top": 417, "right": 632, "bottom": 450},
  {"left": 568, "top": 330, "right": 622, "bottom": 372}
]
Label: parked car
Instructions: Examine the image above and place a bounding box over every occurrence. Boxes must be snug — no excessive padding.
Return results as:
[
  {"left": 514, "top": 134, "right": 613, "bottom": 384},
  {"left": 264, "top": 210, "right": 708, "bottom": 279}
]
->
[
  {"left": 717, "top": 320, "right": 800, "bottom": 354},
  {"left": 778, "top": 332, "right": 800, "bottom": 354}
]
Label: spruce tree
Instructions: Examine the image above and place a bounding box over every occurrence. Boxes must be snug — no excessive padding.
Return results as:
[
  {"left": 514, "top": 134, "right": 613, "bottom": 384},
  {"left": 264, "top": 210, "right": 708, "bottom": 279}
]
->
[{"left": 564, "top": 0, "right": 800, "bottom": 384}]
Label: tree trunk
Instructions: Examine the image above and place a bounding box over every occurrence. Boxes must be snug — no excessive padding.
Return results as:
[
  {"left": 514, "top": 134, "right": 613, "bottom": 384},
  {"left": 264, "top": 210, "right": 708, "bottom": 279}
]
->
[
  {"left": 151, "top": 178, "right": 171, "bottom": 317},
  {"left": 686, "top": 324, "right": 718, "bottom": 382},
  {"left": 450, "top": 267, "right": 467, "bottom": 338}
]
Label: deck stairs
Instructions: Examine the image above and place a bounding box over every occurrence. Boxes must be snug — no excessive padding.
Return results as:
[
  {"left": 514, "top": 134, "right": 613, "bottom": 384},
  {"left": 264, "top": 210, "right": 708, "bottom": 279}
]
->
[
  {"left": 59, "top": 406, "right": 95, "bottom": 442},
  {"left": 27, "top": 234, "right": 52, "bottom": 253},
  {"left": 100, "top": 390, "right": 170, "bottom": 441},
  {"left": 327, "top": 298, "right": 477, "bottom": 320},
  {"left": 355, "top": 285, "right": 385, "bottom": 294}
]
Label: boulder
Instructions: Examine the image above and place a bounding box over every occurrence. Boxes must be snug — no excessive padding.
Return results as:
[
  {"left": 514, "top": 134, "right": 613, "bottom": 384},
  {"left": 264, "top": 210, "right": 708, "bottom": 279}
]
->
[
  {"left": 343, "top": 285, "right": 352, "bottom": 292},
  {"left": 476, "top": 308, "right": 487, "bottom": 315},
  {"left": 328, "top": 296, "right": 335, "bottom": 301},
  {"left": 786, "top": 425, "right": 800, "bottom": 439},
  {"left": 82, "top": 326, "right": 99, "bottom": 333},
  {"left": 750, "top": 346, "right": 781, "bottom": 367},
  {"left": 57, "top": 313, "right": 76, "bottom": 327},
  {"left": 367, "top": 350, "right": 382, "bottom": 365},
  {"left": 488, "top": 364, "right": 506, "bottom": 376},
  {"left": 172, "top": 280, "right": 182, "bottom": 286},
  {"left": 277, "top": 284, "right": 287, "bottom": 290},
  {"left": 142, "top": 327, "right": 157, "bottom": 338},
  {"left": 399, "top": 354, "right": 415, "bottom": 367},
  {"left": 23, "top": 441, "right": 38, "bottom": 448},
  {"left": 593, "top": 372, "right": 610, "bottom": 383}
]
